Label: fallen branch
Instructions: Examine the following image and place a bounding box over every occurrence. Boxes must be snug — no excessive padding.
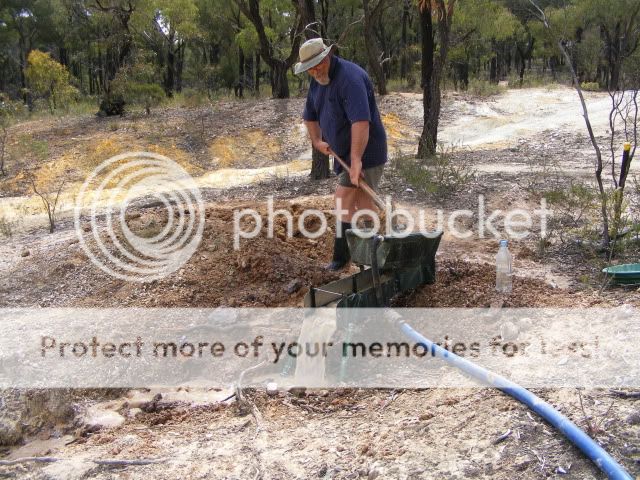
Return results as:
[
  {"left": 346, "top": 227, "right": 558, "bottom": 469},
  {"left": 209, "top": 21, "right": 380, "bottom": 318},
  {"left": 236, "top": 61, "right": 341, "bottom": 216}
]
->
[
  {"left": 0, "top": 457, "right": 59, "bottom": 466},
  {"left": 609, "top": 389, "right": 640, "bottom": 399},
  {"left": 0, "top": 457, "right": 166, "bottom": 467},
  {"left": 235, "top": 359, "right": 268, "bottom": 414},
  {"left": 93, "top": 458, "right": 167, "bottom": 466}
]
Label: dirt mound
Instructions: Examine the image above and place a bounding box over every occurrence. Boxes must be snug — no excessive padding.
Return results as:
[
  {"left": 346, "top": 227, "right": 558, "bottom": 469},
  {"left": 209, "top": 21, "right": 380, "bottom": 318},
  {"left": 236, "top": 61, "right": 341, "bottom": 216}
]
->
[
  {"left": 397, "top": 259, "right": 612, "bottom": 308},
  {"left": 72, "top": 197, "right": 339, "bottom": 308}
]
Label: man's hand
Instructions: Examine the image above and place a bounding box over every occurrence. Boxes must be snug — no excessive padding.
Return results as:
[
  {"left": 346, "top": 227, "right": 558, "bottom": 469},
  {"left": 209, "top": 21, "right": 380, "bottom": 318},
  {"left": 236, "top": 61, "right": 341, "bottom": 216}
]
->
[
  {"left": 350, "top": 157, "right": 362, "bottom": 187},
  {"left": 313, "top": 141, "right": 332, "bottom": 156}
]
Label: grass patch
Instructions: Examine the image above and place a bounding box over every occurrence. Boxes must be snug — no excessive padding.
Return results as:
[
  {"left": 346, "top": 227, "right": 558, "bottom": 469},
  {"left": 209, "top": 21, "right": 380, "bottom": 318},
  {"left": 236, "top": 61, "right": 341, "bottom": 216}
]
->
[
  {"left": 394, "top": 145, "right": 476, "bottom": 198},
  {"left": 466, "top": 79, "right": 505, "bottom": 97}
]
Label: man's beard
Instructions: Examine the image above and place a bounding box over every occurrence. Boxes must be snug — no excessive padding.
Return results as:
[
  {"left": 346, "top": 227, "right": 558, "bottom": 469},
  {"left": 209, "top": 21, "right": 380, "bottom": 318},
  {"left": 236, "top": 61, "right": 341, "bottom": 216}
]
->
[{"left": 315, "top": 75, "right": 330, "bottom": 86}]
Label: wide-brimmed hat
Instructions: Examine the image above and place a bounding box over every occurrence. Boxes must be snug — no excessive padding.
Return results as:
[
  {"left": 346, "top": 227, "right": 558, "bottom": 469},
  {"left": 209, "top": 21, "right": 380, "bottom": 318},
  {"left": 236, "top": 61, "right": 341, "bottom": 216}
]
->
[{"left": 294, "top": 38, "right": 333, "bottom": 75}]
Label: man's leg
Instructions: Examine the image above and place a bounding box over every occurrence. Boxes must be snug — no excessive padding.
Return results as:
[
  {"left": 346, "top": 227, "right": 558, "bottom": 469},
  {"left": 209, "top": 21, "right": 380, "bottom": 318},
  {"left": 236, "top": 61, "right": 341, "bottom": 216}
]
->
[
  {"left": 327, "top": 185, "right": 357, "bottom": 271},
  {"left": 353, "top": 165, "right": 384, "bottom": 229}
]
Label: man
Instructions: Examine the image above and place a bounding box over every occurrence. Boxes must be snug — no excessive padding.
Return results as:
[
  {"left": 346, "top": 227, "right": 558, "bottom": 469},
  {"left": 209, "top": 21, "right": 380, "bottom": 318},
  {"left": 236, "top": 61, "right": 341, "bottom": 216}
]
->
[{"left": 295, "top": 38, "right": 388, "bottom": 271}]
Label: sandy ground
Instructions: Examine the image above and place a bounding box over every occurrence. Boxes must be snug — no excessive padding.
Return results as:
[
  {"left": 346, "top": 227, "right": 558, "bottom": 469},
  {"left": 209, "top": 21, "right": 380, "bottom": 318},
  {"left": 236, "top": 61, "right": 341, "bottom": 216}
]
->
[{"left": 1, "top": 87, "right": 639, "bottom": 479}]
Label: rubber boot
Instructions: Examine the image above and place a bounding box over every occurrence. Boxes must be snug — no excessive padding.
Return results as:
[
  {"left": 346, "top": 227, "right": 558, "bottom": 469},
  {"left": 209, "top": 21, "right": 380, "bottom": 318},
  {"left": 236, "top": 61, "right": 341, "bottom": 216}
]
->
[{"left": 327, "top": 221, "right": 351, "bottom": 271}]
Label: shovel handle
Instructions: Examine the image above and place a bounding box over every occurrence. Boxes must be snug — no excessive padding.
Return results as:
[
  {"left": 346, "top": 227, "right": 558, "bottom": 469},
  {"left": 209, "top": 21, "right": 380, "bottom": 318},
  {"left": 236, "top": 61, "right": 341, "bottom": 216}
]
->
[{"left": 330, "top": 151, "right": 386, "bottom": 211}]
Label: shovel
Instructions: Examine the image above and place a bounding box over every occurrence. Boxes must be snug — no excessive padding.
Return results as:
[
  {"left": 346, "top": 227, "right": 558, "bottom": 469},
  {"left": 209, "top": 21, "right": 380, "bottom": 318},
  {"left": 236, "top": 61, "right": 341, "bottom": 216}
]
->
[
  {"left": 329, "top": 150, "right": 387, "bottom": 211},
  {"left": 329, "top": 150, "right": 403, "bottom": 233}
]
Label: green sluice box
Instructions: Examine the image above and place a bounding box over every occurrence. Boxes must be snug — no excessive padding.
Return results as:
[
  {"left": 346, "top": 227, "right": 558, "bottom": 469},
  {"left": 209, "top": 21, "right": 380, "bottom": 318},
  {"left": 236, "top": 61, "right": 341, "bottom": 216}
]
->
[{"left": 346, "top": 230, "right": 443, "bottom": 271}]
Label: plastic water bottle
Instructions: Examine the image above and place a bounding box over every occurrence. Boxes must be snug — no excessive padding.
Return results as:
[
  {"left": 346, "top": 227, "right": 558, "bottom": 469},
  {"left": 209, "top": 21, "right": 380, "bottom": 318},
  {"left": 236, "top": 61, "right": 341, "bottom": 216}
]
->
[{"left": 496, "top": 240, "right": 512, "bottom": 293}]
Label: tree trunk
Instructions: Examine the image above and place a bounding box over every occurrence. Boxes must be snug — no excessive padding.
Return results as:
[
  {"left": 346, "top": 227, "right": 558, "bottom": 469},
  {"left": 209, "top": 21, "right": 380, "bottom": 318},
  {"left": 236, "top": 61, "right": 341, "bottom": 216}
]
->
[
  {"left": 298, "top": 0, "right": 330, "bottom": 178},
  {"left": 271, "top": 62, "right": 289, "bottom": 99},
  {"left": 310, "top": 148, "right": 330, "bottom": 180},
  {"left": 176, "top": 41, "right": 186, "bottom": 93},
  {"left": 490, "top": 40, "right": 498, "bottom": 83},
  {"left": 300, "top": 0, "right": 319, "bottom": 39},
  {"left": 319, "top": 0, "right": 329, "bottom": 39},
  {"left": 235, "top": 0, "right": 304, "bottom": 99},
  {"left": 255, "top": 53, "right": 261, "bottom": 94},
  {"left": 362, "top": 0, "right": 388, "bottom": 96},
  {"left": 418, "top": 3, "right": 435, "bottom": 156},
  {"left": 400, "top": 0, "right": 410, "bottom": 79},
  {"left": 164, "top": 31, "right": 176, "bottom": 97},
  {"left": 418, "top": 0, "right": 453, "bottom": 158}
]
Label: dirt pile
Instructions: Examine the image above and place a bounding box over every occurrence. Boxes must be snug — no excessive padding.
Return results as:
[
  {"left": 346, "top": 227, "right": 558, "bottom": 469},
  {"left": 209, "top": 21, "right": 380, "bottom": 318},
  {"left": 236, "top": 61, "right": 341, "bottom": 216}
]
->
[{"left": 397, "top": 259, "right": 613, "bottom": 308}]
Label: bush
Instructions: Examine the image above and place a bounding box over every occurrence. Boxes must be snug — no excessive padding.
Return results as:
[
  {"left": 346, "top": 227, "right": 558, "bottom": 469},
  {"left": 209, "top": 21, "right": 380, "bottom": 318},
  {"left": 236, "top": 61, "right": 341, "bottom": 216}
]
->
[
  {"left": 396, "top": 145, "right": 476, "bottom": 198},
  {"left": 467, "top": 79, "right": 505, "bottom": 97},
  {"left": 581, "top": 82, "right": 601, "bottom": 92},
  {"left": 25, "top": 50, "right": 79, "bottom": 113},
  {"left": 109, "top": 57, "right": 165, "bottom": 115},
  {"left": 543, "top": 181, "right": 599, "bottom": 243},
  {"left": 176, "top": 88, "right": 211, "bottom": 108}
]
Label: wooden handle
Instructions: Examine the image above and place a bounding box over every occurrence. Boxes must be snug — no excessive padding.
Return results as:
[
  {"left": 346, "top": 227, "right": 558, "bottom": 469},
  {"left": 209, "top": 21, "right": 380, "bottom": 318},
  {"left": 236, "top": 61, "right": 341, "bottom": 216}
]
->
[{"left": 330, "top": 151, "right": 386, "bottom": 211}]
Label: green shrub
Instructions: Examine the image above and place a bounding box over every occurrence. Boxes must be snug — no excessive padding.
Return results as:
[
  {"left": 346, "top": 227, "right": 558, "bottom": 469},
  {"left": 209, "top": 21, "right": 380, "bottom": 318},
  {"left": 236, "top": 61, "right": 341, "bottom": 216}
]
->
[
  {"left": 396, "top": 145, "right": 476, "bottom": 198},
  {"left": 25, "top": 50, "right": 79, "bottom": 113},
  {"left": 110, "top": 58, "right": 165, "bottom": 115},
  {"left": 543, "top": 181, "right": 599, "bottom": 243},
  {"left": 581, "top": 82, "right": 601, "bottom": 92},
  {"left": 467, "top": 79, "right": 505, "bottom": 97},
  {"left": 176, "top": 88, "right": 211, "bottom": 108}
]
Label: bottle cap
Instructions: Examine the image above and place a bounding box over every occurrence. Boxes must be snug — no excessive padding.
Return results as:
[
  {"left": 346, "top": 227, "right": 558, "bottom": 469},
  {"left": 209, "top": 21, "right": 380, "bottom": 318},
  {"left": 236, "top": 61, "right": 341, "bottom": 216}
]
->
[{"left": 500, "top": 239, "right": 508, "bottom": 247}]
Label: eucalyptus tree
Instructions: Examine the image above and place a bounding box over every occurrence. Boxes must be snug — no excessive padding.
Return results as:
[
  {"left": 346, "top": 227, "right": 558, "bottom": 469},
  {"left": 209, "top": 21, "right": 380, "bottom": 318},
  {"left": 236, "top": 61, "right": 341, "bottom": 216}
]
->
[{"left": 233, "top": 0, "right": 304, "bottom": 98}]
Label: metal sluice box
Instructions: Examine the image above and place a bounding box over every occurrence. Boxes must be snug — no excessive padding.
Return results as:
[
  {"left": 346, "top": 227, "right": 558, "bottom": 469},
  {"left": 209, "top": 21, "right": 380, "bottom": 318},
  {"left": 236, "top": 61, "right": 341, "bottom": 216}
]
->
[{"left": 304, "top": 230, "right": 443, "bottom": 308}]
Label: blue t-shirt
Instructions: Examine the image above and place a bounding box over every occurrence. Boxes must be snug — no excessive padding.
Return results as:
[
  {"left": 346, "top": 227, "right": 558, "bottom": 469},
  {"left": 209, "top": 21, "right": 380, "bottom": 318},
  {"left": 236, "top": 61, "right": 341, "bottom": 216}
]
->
[{"left": 302, "top": 56, "right": 387, "bottom": 174}]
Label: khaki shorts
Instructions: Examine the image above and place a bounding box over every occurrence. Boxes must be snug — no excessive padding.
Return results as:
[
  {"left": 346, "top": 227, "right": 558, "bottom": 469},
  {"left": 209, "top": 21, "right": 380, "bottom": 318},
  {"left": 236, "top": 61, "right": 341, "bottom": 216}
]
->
[{"left": 338, "top": 165, "right": 384, "bottom": 190}]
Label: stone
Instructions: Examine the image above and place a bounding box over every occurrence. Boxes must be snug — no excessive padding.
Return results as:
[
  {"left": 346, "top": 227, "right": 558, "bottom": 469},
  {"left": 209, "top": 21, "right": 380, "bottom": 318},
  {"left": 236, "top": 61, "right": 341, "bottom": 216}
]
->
[
  {"left": 286, "top": 279, "right": 303, "bottom": 294},
  {"left": 20, "top": 250, "right": 30, "bottom": 257},
  {"left": 0, "top": 418, "right": 23, "bottom": 446},
  {"left": 626, "top": 411, "right": 640, "bottom": 425}
]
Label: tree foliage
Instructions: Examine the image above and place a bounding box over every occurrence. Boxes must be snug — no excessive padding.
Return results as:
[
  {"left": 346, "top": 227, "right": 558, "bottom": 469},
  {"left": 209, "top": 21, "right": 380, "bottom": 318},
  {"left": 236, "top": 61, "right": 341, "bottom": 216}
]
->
[
  {"left": 0, "top": 0, "right": 637, "bottom": 104},
  {"left": 24, "top": 50, "right": 78, "bottom": 112}
]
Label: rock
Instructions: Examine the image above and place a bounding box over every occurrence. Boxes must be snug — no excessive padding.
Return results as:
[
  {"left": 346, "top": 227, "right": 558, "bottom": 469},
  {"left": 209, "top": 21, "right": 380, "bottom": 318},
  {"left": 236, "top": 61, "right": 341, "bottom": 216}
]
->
[
  {"left": 367, "top": 464, "right": 383, "bottom": 479},
  {"left": 626, "top": 411, "right": 640, "bottom": 425},
  {"left": 266, "top": 382, "right": 278, "bottom": 397},
  {"left": 20, "top": 249, "right": 30, "bottom": 257},
  {"left": 127, "top": 408, "right": 143, "bottom": 418},
  {"left": 288, "top": 387, "right": 306, "bottom": 398},
  {"left": 0, "top": 418, "right": 23, "bottom": 446},
  {"left": 80, "top": 406, "right": 125, "bottom": 430},
  {"left": 286, "top": 279, "right": 303, "bottom": 294}
]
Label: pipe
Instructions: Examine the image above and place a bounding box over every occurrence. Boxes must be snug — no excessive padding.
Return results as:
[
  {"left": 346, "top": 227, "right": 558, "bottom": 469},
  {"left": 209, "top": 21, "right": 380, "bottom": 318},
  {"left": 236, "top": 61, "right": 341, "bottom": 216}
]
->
[{"left": 399, "top": 321, "right": 633, "bottom": 480}]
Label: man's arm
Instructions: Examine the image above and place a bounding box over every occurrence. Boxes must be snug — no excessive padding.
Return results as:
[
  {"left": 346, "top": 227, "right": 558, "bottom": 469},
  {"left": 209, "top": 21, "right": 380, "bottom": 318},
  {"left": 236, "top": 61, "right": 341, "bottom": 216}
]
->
[
  {"left": 349, "top": 121, "right": 369, "bottom": 187},
  {"left": 304, "top": 120, "right": 331, "bottom": 155}
]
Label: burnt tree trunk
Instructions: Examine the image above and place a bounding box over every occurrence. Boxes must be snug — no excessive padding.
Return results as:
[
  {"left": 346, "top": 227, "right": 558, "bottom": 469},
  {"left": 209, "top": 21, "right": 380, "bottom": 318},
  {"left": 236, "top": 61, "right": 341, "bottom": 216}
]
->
[
  {"left": 362, "top": 0, "right": 388, "bottom": 96},
  {"left": 418, "top": 0, "right": 454, "bottom": 158},
  {"left": 271, "top": 62, "right": 289, "bottom": 99},
  {"left": 310, "top": 147, "right": 331, "bottom": 180},
  {"left": 400, "top": 0, "right": 410, "bottom": 79},
  {"left": 255, "top": 53, "right": 261, "bottom": 94},
  {"left": 418, "top": 4, "right": 436, "bottom": 156},
  {"left": 299, "top": 0, "right": 329, "bottom": 179}
]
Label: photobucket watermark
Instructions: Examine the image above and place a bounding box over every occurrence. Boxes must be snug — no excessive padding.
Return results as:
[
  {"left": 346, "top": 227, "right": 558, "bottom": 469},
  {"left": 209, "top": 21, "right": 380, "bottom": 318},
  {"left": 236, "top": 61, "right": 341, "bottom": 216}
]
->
[
  {"left": 74, "top": 152, "right": 205, "bottom": 282},
  {"left": 233, "top": 195, "right": 552, "bottom": 249}
]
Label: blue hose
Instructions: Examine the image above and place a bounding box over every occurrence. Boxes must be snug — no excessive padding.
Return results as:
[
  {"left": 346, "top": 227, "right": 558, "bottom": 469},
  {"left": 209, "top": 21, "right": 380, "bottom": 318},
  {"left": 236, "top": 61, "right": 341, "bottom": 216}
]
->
[{"left": 400, "top": 321, "right": 633, "bottom": 480}]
